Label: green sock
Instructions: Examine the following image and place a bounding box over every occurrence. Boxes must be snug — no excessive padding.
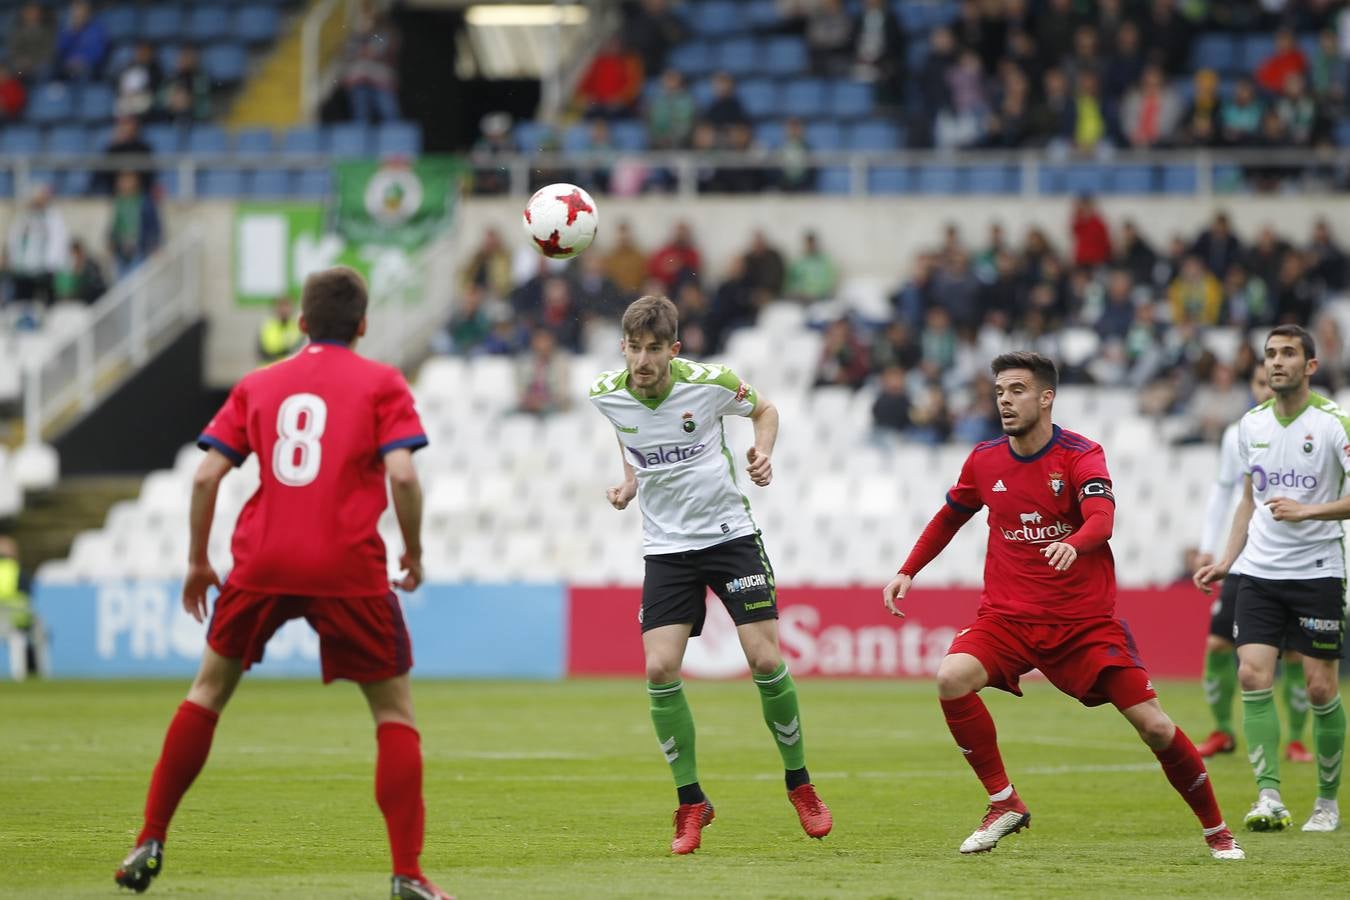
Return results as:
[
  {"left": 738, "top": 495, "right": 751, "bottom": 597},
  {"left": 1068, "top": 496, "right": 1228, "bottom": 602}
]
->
[
  {"left": 1243, "top": 688, "right": 1282, "bottom": 792},
  {"left": 1203, "top": 648, "right": 1237, "bottom": 735},
  {"left": 648, "top": 680, "right": 699, "bottom": 788},
  {"left": 1311, "top": 695, "right": 1346, "bottom": 801},
  {"left": 1282, "top": 658, "right": 1310, "bottom": 742},
  {"left": 754, "top": 662, "right": 806, "bottom": 772}
]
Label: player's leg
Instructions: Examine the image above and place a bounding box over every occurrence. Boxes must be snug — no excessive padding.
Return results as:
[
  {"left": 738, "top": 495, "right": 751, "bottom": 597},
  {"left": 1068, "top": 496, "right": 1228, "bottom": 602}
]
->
[
  {"left": 1280, "top": 650, "right": 1312, "bottom": 762},
  {"left": 115, "top": 646, "right": 243, "bottom": 891},
  {"left": 1232, "top": 574, "right": 1292, "bottom": 830},
  {"left": 644, "top": 621, "right": 714, "bottom": 854},
  {"left": 1199, "top": 577, "right": 1239, "bottom": 756},
  {"left": 1301, "top": 656, "right": 1344, "bottom": 831}
]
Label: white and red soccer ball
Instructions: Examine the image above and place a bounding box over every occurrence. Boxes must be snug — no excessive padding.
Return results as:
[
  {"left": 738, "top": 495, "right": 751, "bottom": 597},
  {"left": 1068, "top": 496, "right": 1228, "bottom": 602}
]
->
[{"left": 522, "top": 183, "right": 599, "bottom": 260}]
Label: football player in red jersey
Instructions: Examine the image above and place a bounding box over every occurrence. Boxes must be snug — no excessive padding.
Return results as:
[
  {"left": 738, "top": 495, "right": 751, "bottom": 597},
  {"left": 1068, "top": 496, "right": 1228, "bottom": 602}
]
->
[
  {"left": 115, "top": 268, "right": 452, "bottom": 900},
  {"left": 882, "top": 351, "right": 1244, "bottom": 862}
]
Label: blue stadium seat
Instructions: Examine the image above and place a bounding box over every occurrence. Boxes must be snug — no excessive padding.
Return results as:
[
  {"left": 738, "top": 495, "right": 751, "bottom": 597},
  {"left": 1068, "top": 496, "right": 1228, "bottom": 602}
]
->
[
  {"left": 830, "top": 81, "right": 874, "bottom": 119},
  {"left": 1239, "top": 35, "right": 1275, "bottom": 73},
  {"left": 44, "top": 125, "right": 88, "bottom": 157},
  {"left": 156, "top": 169, "right": 180, "bottom": 199},
  {"left": 157, "top": 45, "right": 181, "bottom": 75},
  {"left": 561, "top": 123, "right": 591, "bottom": 154},
  {"left": 1110, "top": 165, "right": 1154, "bottom": 194},
  {"left": 906, "top": 42, "right": 930, "bottom": 73},
  {"left": 669, "top": 41, "right": 714, "bottom": 77},
  {"left": 690, "top": 77, "right": 716, "bottom": 108},
  {"left": 203, "top": 44, "right": 247, "bottom": 84},
  {"left": 745, "top": 0, "right": 779, "bottom": 29},
  {"left": 1213, "top": 165, "right": 1245, "bottom": 193},
  {"left": 513, "top": 121, "right": 552, "bottom": 153},
  {"left": 327, "top": 123, "right": 370, "bottom": 157},
  {"left": 187, "top": 6, "right": 232, "bottom": 42},
  {"left": 281, "top": 126, "right": 323, "bottom": 156},
  {"left": 102, "top": 5, "right": 140, "bottom": 42},
  {"left": 1336, "top": 122, "right": 1350, "bottom": 147},
  {"left": 898, "top": 2, "right": 931, "bottom": 33},
  {"left": 295, "top": 169, "right": 332, "bottom": 198},
  {"left": 692, "top": 2, "right": 741, "bottom": 37},
  {"left": 197, "top": 169, "right": 244, "bottom": 197},
  {"left": 106, "top": 43, "right": 137, "bottom": 76},
  {"left": 868, "top": 167, "right": 912, "bottom": 194},
  {"left": 738, "top": 78, "right": 778, "bottom": 118},
  {"left": 1064, "top": 164, "right": 1106, "bottom": 195},
  {"left": 759, "top": 37, "right": 807, "bottom": 76},
  {"left": 247, "top": 168, "right": 290, "bottom": 198},
  {"left": 60, "top": 169, "right": 91, "bottom": 197},
  {"left": 754, "top": 121, "right": 786, "bottom": 149},
  {"left": 1191, "top": 34, "right": 1237, "bottom": 74},
  {"left": 715, "top": 38, "right": 759, "bottom": 76},
  {"left": 76, "top": 83, "right": 114, "bottom": 121},
  {"left": 1161, "top": 165, "right": 1197, "bottom": 193},
  {"left": 967, "top": 165, "right": 1015, "bottom": 194},
  {"left": 187, "top": 125, "right": 229, "bottom": 154},
  {"left": 143, "top": 123, "right": 184, "bottom": 154},
  {"left": 609, "top": 119, "right": 647, "bottom": 152},
  {"left": 234, "top": 127, "right": 275, "bottom": 157},
  {"left": 375, "top": 121, "right": 421, "bottom": 157},
  {"left": 236, "top": 6, "right": 282, "bottom": 44},
  {"left": 27, "top": 82, "right": 74, "bottom": 123},
  {"left": 803, "top": 121, "right": 843, "bottom": 151},
  {"left": 0, "top": 125, "right": 41, "bottom": 155},
  {"left": 1037, "top": 166, "right": 1066, "bottom": 194},
  {"left": 916, "top": 166, "right": 960, "bottom": 194},
  {"left": 817, "top": 166, "right": 852, "bottom": 194},
  {"left": 0, "top": 170, "right": 14, "bottom": 199},
  {"left": 847, "top": 121, "right": 902, "bottom": 151},
  {"left": 781, "top": 79, "right": 828, "bottom": 118},
  {"left": 142, "top": 6, "right": 183, "bottom": 41}
]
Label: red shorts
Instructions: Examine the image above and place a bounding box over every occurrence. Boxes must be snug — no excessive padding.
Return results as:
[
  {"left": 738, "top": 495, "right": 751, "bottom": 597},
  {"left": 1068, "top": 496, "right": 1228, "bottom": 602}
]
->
[
  {"left": 207, "top": 584, "right": 412, "bottom": 684},
  {"left": 947, "top": 614, "right": 1155, "bottom": 708}
]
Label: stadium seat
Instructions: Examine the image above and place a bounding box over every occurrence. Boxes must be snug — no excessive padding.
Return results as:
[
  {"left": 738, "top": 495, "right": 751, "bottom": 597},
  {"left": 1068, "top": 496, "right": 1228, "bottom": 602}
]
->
[
  {"left": 759, "top": 37, "right": 808, "bottom": 76},
  {"left": 0, "top": 126, "right": 40, "bottom": 155},
  {"left": 609, "top": 120, "right": 647, "bottom": 152},
  {"left": 187, "top": 125, "right": 229, "bottom": 155},
  {"left": 738, "top": 78, "right": 778, "bottom": 119},
  {"left": 375, "top": 121, "right": 421, "bottom": 157},
  {"left": 967, "top": 165, "right": 1015, "bottom": 194},
  {"left": 1191, "top": 33, "right": 1237, "bottom": 74},
  {"left": 1110, "top": 165, "right": 1154, "bottom": 194},
  {"left": 294, "top": 169, "right": 332, "bottom": 198},
  {"left": 0, "top": 170, "right": 12, "bottom": 199},
  {"left": 754, "top": 121, "right": 786, "bottom": 149},
  {"left": 142, "top": 6, "right": 184, "bottom": 42},
  {"left": 102, "top": 5, "right": 140, "bottom": 42},
  {"left": 143, "top": 123, "right": 184, "bottom": 154},
  {"left": 513, "top": 121, "right": 553, "bottom": 153},
  {"left": 1239, "top": 34, "right": 1275, "bottom": 72},
  {"left": 745, "top": 0, "right": 779, "bottom": 29},
  {"left": 916, "top": 166, "right": 960, "bottom": 194},
  {"left": 830, "top": 81, "right": 874, "bottom": 119},
  {"left": 58, "top": 169, "right": 90, "bottom": 197},
  {"left": 1063, "top": 164, "right": 1106, "bottom": 195},
  {"left": 234, "top": 127, "right": 275, "bottom": 157},
  {"left": 281, "top": 125, "right": 323, "bottom": 156},
  {"left": 236, "top": 5, "right": 282, "bottom": 44},
  {"left": 669, "top": 41, "right": 714, "bottom": 76},
  {"left": 1161, "top": 165, "right": 1197, "bottom": 193},
  {"left": 847, "top": 121, "right": 901, "bottom": 151},
  {"left": 246, "top": 168, "right": 291, "bottom": 198},
  {"left": 781, "top": 79, "right": 828, "bottom": 118},
  {"left": 186, "top": 6, "right": 232, "bottom": 43},
  {"left": 1335, "top": 122, "right": 1350, "bottom": 147},
  {"left": 156, "top": 168, "right": 181, "bottom": 198},
  {"left": 867, "top": 167, "right": 911, "bottom": 194},
  {"left": 197, "top": 169, "right": 245, "bottom": 197},
  {"left": 715, "top": 37, "right": 759, "bottom": 76},
  {"left": 76, "top": 83, "right": 114, "bottom": 122},
  {"left": 44, "top": 125, "right": 87, "bottom": 157},
  {"left": 157, "top": 44, "right": 181, "bottom": 75},
  {"left": 27, "top": 82, "right": 74, "bottom": 124},
  {"left": 803, "top": 121, "right": 843, "bottom": 151},
  {"left": 1037, "top": 166, "right": 1066, "bottom": 194},
  {"left": 692, "top": 1, "right": 741, "bottom": 37},
  {"left": 326, "top": 123, "right": 370, "bottom": 157},
  {"left": 203, "top": 44, "right": 248, "bottom": 84}
]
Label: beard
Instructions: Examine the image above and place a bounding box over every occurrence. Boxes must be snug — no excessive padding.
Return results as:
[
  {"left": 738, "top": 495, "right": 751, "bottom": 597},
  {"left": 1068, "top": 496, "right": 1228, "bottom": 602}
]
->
[{"left": 1001, "top": 416, "right": 1033, "bottom": 437}]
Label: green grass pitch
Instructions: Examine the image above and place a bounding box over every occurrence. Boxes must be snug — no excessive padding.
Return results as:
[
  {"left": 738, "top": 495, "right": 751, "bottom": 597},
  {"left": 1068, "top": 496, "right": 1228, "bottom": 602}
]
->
[{"left": 2, "top": 678, "right": 1346, "bottom": 898}]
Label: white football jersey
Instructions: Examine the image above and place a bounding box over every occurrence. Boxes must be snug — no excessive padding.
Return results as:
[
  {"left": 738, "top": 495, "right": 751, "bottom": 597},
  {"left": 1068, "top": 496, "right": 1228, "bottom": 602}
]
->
[
  {"left": 590, "top": 358, "right": 759, "bottom": 555},
  {"left": 1200, "top": 421, "right": 1247, "bottom": 573},
  {"left": 1236, "top": 392, "right": 1350, "bottom": 580}
]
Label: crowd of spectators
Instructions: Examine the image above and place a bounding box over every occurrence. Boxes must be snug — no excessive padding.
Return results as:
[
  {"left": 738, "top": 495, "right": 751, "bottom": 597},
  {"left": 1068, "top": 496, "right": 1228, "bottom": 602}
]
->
[{"left": 437, "top": 201, "right": 1350, "bottom": 444}]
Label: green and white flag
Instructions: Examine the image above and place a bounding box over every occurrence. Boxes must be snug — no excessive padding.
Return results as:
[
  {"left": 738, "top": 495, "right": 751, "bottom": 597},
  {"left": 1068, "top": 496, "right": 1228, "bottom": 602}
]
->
[{"left": 333, "top": 157, "right": 467, "bottom": 249}]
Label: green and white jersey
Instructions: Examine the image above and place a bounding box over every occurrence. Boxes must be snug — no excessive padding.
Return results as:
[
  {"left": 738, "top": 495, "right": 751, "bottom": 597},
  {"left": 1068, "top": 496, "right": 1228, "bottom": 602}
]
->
[
  {"left": 589, "top": 358, "right": 759, "bottom": 555},
  {"left": 1236, "top": 392, "right": 1350, "bottom": 580}
]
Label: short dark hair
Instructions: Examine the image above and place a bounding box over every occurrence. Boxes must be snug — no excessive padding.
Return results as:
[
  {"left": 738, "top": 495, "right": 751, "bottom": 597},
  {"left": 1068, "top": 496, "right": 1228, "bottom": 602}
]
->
[
  {"left": 991, "top": 351, "right": 1058, "bottom": 391},
  {"left": 1266, "top": 324, "right": 1316, "bottom": 360},
  {"left": 622, "top": 294, "right": 679, "bottom": 344},
  {"left": 301, "top": 266, "right": 367, "bottom": 343}
]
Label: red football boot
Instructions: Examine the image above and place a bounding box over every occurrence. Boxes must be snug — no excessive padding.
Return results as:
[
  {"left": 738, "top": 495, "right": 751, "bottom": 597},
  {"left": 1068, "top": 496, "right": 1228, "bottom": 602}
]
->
[
  {"left": 1196, "top": 730, "right": 1237, "bottom": 757},
  {"left": 671, "top": 800, "right": 715, "bottom": 854},
  {"left": 788, "top": 784, "right": 833, "bottom": 838},
  {"left": 1287, "top": 739, "right": 1314, "bottom": 763},
  {"left": 959, "top": 793, "right": 1031, "bottom": 854}
]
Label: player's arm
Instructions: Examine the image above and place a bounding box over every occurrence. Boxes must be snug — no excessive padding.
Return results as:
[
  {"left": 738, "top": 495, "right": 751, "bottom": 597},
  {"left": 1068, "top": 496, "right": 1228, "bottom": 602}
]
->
[
  {"left": 1194, "top": 474, "right": 1254, "bottom": 594},
  {"left": 1199, "top": 425, "right": 1243, "bottom": 566},
  {"left": 385, "top": 448, "right": 424, "bottom": 591},
  {"left": 883, "top": 497, "right": 978, "bottom": 618},
  {"left": 183, "top": 449, "right": 233, "bottom": 623},
  {"left": 607, "top": 435, "right": 637, "bottom": 510},
  {"left": 1267, "top": 493, "right": 1350, "bottom": 522},
  {"left": 746, "top": 394, "right": 779, "bottom": 487},
  {"left": 1041, "top": 448, "right": 1115, "bottom": 572}
]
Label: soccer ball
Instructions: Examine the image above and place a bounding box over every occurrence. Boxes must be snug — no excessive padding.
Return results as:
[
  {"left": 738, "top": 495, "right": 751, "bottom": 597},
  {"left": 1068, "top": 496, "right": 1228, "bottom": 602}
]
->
[{"left": 523, "top": 183, "right": 599, "bottom": 260}]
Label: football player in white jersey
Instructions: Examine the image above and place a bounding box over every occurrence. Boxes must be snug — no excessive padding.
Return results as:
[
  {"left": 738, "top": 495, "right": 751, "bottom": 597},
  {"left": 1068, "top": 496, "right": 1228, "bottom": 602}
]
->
[
  {"left": 1195, "top": 325, "right": 1348, "bottom": 833},
  {"left": 588, "top": 295, "right": 831, "bottom": 855},
  {"left": 1193, "top": 367, "right": 1312, "bottom": 762}
]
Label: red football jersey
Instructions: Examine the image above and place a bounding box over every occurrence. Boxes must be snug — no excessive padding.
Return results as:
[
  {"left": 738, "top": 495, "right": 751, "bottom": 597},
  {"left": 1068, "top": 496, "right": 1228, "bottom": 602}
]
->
[
  {"left": 198, "top": 341, "right": 427, "bottom": 596},
  {"left": 947, "top": 425, "right": 1116, "bottom": 622}
]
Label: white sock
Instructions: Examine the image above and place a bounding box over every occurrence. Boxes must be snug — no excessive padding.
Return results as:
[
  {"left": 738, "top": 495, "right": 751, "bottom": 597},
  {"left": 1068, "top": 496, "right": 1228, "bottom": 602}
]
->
[
  {"left": 1314, "top": 798, "right": 1339, "bottom": 815},
  {"left": 1202, "top": 822, "right": 1229, "bottom": 836},
  {"left": 988, "top": 785, "right": 1013, "bottom": 803},
  {"left": 1258, "top": 788, "right": 1283, "bottom": 804}
]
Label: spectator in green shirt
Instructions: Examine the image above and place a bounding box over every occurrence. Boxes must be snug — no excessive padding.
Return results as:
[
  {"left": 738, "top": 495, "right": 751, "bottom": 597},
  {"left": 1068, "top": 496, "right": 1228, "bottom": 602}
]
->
[
  {"left": 646, "top": 68, "right": 696, "bottom": 149},
  {"left": 785, "top": 231, "right": 838, "bottom": 303}
]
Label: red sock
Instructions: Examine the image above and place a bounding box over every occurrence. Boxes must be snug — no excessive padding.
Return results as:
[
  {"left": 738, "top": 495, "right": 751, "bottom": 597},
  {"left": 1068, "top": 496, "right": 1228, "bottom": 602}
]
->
[
  {"left": 940, "top": 693, "right": 1011, "bottom": 797},
  {"left": 138, "top": 700, "right": 220, "bottom": 844},
  {"left": 376, "top": 722, "right": 426, "bottom": 879},
  {"left": 1154, "top": 726, "right": 1224, "bottom": 830}
]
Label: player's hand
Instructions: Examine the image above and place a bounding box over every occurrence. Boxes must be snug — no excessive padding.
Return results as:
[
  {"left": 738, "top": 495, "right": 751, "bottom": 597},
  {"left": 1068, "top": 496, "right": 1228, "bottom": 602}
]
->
[
  {"left": 1041, "top": 541, "right": 1078, "bottom": 572},
  {"left": 746, "top": 447, "right": 773, "bottom": 487},
  {"left": 394, "top": 552, "right": 423, "bottom": 592},
  {"left": 1193, "top": 561, "right": 1228, "bottom": 595},
  {"left": 882, "top": 573, "right": 912, "bottom": 618},
  {"left": 1266, "top": 497, "right": 1309, "bottom": 522},
  {"left": 607, "top": 480, "right": 637, "bottom": 510},
  {"left": 182, "top": 562, "right": 221, "bottom": 623}
]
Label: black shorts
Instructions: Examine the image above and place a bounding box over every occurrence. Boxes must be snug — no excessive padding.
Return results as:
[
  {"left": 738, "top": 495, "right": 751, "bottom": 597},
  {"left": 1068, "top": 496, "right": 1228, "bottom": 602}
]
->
[
  {"left": 1234, "top": 574, "right": 1346, "bottom": 660},
  {"left": 1209, "top": 575, "right": 1239, "bottom": 642},
  {"left": 640, "top": 533, "right": 778, "bottom": 635}
]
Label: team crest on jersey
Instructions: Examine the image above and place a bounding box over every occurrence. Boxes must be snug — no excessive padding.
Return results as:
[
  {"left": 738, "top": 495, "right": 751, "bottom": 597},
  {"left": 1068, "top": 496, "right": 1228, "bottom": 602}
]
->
[
  {"left": 682, "top": 411, "right": 697, "bottom": 433},
  {"left": 1303, "top": 433, "right": 1314, "bottom": 454},
  {"left": 1048, "top": 472, "right": 1065, "bottom": 496},
  {"left": 735, "top": 382, "right": 750, "bottom": 402}
]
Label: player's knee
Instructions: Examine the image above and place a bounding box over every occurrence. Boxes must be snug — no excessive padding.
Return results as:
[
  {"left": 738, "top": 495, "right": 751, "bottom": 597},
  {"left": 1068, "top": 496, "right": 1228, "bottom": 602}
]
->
[
  {"left": 1305, "top": 672, "right": 1338, "bottom": 707},
  {"left": 1137, "top": 713, "right": 1175, "bottom": 750},
  {"left": 1205, "top": 635, "right": 1233, "bottom": 654},
  {"left": 645, "top": 656, "right": 680, "bottom": 684},
  {"left": 746, "top": 648, "right": 783, "bottom": 677},
  {"left": 1236, "top": 660, "right": 1273, "bottom": 692},
  {"left": 935, "top": 659, "right": 980, "bottom": 699}
]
